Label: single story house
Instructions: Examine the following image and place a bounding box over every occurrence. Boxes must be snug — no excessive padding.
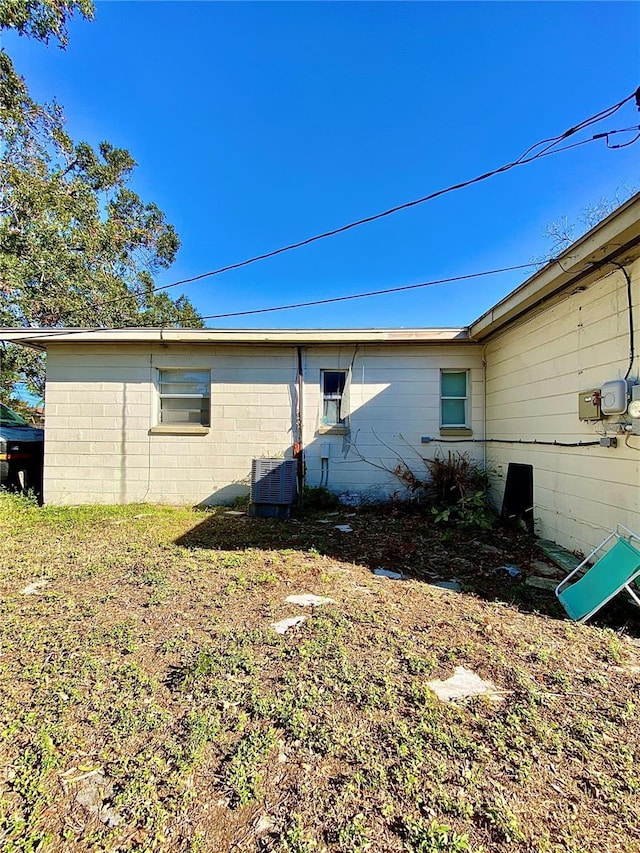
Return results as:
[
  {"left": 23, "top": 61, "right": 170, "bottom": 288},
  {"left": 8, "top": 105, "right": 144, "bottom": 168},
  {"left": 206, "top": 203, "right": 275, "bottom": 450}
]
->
[{"left": 2, "top": 194, "right": 640, "bottom": 555}]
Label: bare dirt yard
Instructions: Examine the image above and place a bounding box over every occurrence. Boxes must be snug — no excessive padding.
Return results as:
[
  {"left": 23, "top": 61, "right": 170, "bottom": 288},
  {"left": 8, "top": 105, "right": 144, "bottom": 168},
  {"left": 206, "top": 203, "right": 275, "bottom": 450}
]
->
[{"left": 1, "top": 492, "right": 639, "bottom": 852}]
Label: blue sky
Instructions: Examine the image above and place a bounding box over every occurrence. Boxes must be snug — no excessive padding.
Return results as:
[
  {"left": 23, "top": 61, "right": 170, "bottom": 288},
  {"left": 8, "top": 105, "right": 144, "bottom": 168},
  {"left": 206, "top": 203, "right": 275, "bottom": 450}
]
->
[{"left": 3, "top": 1, "right": 639, "bottom": 328}]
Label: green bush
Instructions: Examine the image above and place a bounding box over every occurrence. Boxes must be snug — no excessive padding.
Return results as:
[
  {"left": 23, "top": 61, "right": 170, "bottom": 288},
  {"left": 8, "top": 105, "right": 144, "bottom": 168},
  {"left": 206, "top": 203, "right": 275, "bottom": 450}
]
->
[
  {"left": 301, "top": 485, "right": 340, "bottom": 510},
  {"left": 425, "top": 452, "right": 495, "bottom": 530}
]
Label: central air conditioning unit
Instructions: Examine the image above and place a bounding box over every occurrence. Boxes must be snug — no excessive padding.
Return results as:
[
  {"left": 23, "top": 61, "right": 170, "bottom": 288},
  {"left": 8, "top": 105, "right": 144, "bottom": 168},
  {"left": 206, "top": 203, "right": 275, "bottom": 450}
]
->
[{"left": 249, "top": 458, "right": 298, "bottom": 518}]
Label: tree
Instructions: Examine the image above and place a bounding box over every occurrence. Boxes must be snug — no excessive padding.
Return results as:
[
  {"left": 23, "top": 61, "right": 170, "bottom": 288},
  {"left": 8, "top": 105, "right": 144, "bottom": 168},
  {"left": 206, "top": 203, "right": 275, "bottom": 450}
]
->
[
  {"left": 0, "top": 1, "right": 203, "bottom": 401},
  {"left": 0, "top": 1, "right": 95, "bottom": 47},
  {"left": 543, "top": 185, "right": 638, "bottom": 256}
]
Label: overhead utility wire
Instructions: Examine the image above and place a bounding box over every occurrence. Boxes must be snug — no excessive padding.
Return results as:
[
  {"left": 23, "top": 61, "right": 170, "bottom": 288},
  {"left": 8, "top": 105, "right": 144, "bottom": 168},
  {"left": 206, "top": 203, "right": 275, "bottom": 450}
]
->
[
  {"left": 513, "top": 93, "right": 637, "bottom": 161},
  {"left": 14, "top": 261, "right": 546, "bottom": 344},
  {"left": 196, "top": 262, "right": 542, "bottom": 321},
  {"left": 98, "top": 87, "right": 639, "bottom": 309},
  {"left": 7, "top": 245, "right": 631, "bottom": 342}
]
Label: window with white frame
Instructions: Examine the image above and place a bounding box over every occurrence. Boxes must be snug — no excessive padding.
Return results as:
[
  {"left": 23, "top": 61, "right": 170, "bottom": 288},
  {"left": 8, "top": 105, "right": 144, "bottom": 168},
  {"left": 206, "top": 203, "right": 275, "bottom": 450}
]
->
[
  {"left": 321, "top": 370, "right": 347, "bottom": 426},
  {"left": 440, "top": 370, "right": 469, "bottom": 427},
  {"left": 158, "top": 369, "right": 211, "bottom": 426}
]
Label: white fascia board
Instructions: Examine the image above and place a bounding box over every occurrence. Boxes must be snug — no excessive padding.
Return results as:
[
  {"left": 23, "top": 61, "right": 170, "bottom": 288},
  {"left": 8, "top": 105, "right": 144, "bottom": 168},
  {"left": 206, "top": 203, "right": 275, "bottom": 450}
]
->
[{"left": 0, "top": 327, "right": 473, "bottom": 348}]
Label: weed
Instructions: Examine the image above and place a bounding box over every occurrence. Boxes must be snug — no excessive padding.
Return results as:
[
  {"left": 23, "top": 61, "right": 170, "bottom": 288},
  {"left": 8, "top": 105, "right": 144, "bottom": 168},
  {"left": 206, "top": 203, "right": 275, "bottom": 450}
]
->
[
  {"left": 107, "top": 622, "right": 137, "bottom": 654},
  {"left": 404, "top": 653, "right": 438, "bottom": 675},
  {"left": 142, "top": 568, "right": 170, "bottom": 604},
  {"left": 403, "top": 817, "right": 480, "bottom": 852},
  {"left": 432, "top": 491, "right": 494, "bottom": 530},
  {"left": 603, "top": 632, "right": 625, "bottom": 664},
  {"left": 301, "top": 486, "right": 340, "bottom": 511},
  {"left": 225, "top": 726, "right": 278, "bottom": 805},
  {"left": 160, "top": 628, "right": 194, "bottom": 655},
  {"left": 280, "top": 813, "right": 319, "bottom": 852},
  {"left": 168, "top": 634, "right": 256, "bottom": 691},
  {"left": 256, "top": 569, "right": 279, "bottom": 584},
  {"left": 483, "top": 797, "right": 525, "bottom": 843},
  {"left": 337, "top": 813, "right": 371, "bottom": 851}
]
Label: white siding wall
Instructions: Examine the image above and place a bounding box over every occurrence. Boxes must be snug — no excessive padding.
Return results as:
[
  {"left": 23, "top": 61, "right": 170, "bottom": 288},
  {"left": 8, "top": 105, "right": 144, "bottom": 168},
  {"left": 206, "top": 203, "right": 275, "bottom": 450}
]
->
[
  {"left": 43, "top": 342, "right": 484, "bottom": 505},
  {"left": 484, "top": 258, "right": 640, "bottom": 553}
]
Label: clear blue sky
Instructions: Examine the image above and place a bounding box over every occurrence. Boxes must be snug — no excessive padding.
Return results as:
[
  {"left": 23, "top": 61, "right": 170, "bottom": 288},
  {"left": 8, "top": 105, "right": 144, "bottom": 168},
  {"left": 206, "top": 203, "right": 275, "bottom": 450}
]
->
[{"left": 3, "top": 1, "right": 639, "bottom": 328}]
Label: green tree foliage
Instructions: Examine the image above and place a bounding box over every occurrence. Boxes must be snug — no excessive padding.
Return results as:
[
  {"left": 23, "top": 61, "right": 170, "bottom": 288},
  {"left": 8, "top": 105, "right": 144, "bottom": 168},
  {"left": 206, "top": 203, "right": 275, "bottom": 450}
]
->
[
  {"left": 0, "top": 1, "right": 203, "bottom": 400},
  {"left": 0, "top": 0, "right": 94, "bottom": 46}
]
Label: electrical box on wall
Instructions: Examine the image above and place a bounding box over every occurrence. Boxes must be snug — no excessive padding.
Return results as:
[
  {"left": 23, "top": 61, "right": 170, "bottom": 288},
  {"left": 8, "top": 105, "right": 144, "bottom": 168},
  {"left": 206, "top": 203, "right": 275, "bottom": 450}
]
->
[
  {"left": 578, "top": 389, "right": 602, "bottom": 420},
  {"left": 600, "top": 379, "right": 628, "bottom": 415}
]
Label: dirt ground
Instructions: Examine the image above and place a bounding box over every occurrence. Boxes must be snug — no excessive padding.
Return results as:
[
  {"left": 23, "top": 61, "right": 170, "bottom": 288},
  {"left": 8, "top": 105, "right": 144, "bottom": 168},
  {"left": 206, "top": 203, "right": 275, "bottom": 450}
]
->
[{"left": 1, "top": 494, "right": 639, "bottom": 853}]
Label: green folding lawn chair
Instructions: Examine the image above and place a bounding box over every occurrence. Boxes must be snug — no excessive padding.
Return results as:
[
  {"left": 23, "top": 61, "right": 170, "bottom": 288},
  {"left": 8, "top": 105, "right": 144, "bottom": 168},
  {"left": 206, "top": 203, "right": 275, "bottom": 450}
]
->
[{"left": 555, "top": 524, "right": 640, "bottom": 622}]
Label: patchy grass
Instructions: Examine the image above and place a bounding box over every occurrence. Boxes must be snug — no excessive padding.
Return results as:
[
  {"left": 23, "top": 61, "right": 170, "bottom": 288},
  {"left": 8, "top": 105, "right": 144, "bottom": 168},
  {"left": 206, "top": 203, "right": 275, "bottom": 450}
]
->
[{"left": 0, "top": 492, "right": 639, "bottom": 852}]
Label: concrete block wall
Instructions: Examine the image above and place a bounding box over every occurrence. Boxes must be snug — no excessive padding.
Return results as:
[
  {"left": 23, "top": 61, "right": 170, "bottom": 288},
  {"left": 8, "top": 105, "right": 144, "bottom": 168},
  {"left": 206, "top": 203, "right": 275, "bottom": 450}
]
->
[
  {"left": 43, "top": 341, "right": 484, "bottom": 505},
  {"left": 44, "top": 344, "right": 297, "bottom": 505},
  {"left": 302, "top": 345, "right": 485, "bottom": 500}
]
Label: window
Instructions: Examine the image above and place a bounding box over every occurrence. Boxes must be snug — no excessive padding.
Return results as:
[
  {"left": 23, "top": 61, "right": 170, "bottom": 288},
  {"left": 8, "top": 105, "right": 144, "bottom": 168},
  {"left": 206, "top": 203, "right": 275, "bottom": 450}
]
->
[
  {"left": 440, "top": 370, "right": 468, "bottom": 427},
  {"left": 158, "top": 369, "right": 211, "bottom": 426},
  {"left": 321, "top": 370, "right": 347, "bottom": 426}
]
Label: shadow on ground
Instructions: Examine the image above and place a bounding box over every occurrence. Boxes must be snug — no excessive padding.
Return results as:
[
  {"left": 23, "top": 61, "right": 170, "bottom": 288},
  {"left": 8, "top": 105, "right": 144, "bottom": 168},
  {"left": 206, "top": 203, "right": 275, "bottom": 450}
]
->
[{"left": 174, "top": 506, "right": 640, "bottom": 632}]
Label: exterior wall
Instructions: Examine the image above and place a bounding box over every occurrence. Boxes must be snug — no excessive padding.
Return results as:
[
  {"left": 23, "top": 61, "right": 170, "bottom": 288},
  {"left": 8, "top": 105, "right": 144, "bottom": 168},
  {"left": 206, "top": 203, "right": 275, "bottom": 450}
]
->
[
  {"left": 43, "top": 342, "right": 484, "bottom": 505},
  {"left": 484, "top": 257, "right": 640, "bottom": 553},
  {"left": 302, "top": 345, "right": 484, "bottom": 500},
  {"left": 44, "top": 345, "right": 298, "bottom": 505}
]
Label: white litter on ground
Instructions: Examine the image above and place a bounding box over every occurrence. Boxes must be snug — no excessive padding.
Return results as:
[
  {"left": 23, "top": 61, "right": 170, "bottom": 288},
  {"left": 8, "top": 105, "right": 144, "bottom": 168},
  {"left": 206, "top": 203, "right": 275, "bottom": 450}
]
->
[
  {"left": 430, "top": 579, "right": 462, "bottom": 592},
  {"left": 334, "top": 525, "right": 353, "bottom": 533},
  {"left": 427, "top": 666, "right": 507, "bottom": 703},
  {"left": 256, "top": 815, "right": 276, "bottom": 835},
  {"left": 21, "top": 579, "right": 49, "bottom": 595},
  {"left": 285, "top": 594, "right": 335, "bottom": 607},
  {"left": 271, "top": 616, "right": 307, "bottom": 634},
  {"left": 373, "top": 568, "right": 407, "bottom": 580}
]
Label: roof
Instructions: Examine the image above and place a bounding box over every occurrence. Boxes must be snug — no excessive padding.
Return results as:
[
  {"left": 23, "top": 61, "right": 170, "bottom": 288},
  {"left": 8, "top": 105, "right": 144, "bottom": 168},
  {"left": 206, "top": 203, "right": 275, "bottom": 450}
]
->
[
  {"left": 0, "top": 327, "right": 472, "bottom": 350},
  {"left": 469, "top": 191, "right": 640, "bottom": 340},
  {"left": 2, "top": 193, "right": 639, "bottom": 349}
]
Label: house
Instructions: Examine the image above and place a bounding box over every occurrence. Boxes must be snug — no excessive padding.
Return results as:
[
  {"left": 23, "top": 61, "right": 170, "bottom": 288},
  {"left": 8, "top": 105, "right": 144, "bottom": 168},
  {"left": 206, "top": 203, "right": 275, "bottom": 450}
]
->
[{"left": 2, "top": 194, "right": 639, "bottom": 555}]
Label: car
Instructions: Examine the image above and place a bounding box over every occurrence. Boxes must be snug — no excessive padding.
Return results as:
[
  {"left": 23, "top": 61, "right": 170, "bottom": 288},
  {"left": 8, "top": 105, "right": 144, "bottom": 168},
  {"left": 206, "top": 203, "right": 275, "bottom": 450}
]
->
[{"left": 0, "top": 403, "right": 44, "bottom": 497}]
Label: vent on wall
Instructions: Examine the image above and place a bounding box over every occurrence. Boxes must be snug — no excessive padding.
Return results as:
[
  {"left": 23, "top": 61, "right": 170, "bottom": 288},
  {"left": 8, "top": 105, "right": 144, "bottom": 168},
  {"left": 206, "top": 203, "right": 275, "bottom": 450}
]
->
[{"left": 250, "top": 458, "right": 298, "bottom": 518}]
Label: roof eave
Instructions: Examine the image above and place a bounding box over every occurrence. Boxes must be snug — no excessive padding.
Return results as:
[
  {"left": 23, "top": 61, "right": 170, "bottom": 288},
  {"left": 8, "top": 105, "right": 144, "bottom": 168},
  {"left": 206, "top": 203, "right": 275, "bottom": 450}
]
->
[
  {"left": 0, "top": 327, "right": 474, "bottom": 348},
  {"left": 469, "top": 192, "right": 640, "bottom": 341}
]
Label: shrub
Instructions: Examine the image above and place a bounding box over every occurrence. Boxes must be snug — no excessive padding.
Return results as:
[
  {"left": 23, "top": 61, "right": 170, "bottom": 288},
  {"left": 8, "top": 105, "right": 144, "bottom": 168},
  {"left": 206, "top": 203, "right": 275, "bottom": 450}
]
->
[
  {"left": 301, "top": 485, "right": 340, "bottom": 511},
  {"left": 426, "top": 453, "right": 494, "bottom": 530},
  {"left": 424, "top": 451, "right": 489, "bottom": 505}
]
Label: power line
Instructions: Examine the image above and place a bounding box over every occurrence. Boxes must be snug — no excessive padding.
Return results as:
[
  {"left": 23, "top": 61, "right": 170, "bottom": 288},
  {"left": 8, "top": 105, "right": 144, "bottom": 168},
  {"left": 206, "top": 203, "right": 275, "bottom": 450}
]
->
[
  {"left": 196, "top": 262, "right": 543, "bottom": 321},
  {"left": 4, "top": 246, "right": 629, "bottom": 343},
  {"left": 3, "top": 260, "right": 547, "bottom": 343},
  {"left": 98, "top": 86, "right": 639, "bottom": 310}
]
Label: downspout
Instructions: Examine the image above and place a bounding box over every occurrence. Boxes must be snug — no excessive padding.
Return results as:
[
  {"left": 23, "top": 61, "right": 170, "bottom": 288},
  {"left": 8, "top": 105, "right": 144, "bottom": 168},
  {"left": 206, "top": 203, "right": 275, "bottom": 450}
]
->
[
  {"left": 295, "top": 346, "right": 305, "bottom": 501},
  {"left": 481, "top": 342, "right": 488, "bottom": 471}
]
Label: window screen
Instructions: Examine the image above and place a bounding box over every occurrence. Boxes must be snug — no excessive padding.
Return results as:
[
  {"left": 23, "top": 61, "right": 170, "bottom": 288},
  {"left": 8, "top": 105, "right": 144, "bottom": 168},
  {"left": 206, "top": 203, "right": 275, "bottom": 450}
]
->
[{"left": 158, "top": 369, "right": 211, "bottom": 426}]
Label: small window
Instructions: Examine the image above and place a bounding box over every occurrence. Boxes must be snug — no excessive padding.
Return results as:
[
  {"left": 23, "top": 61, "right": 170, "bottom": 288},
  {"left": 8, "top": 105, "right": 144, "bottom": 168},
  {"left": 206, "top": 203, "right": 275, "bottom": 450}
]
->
[
  {"left": 321, "top": 370, "right": 347, "bottom": 426},
  {"left": 440, "top": 370, "right": 468, "bottom": 427},
  {"left": 158, "top": 369, "right": 211, "bottom": 426}
]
